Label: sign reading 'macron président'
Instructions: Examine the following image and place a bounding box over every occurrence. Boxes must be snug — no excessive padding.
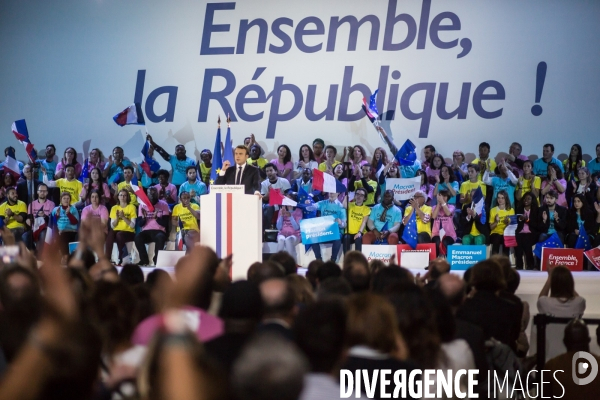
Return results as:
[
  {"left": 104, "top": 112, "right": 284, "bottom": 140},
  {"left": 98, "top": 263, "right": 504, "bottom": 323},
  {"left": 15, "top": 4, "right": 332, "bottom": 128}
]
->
[
  {"left": 447, "top": 245, "right": 487, "bottom": 270},
  {"left": 300, "top": 216, "right": 341, "bottom": 245}
]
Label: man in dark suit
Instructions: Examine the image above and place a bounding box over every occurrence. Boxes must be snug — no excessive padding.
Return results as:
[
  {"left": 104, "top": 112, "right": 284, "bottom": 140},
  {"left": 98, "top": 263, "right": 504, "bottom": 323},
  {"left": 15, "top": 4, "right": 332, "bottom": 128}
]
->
[
  {"left": 215, "top": 145, "right": 261, "bottom": 195},
  {"left": 16, "top": 164, "right": 41, "bottom": 207}
]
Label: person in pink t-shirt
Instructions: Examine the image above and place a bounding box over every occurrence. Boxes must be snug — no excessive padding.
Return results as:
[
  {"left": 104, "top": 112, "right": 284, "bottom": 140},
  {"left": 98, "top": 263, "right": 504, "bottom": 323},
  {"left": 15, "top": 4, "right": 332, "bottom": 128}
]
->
[
  {"left": 78, "top": 167, "right": 111, "bottom": 207},
  {"left": 276, "top": 190, "right": 303, "bottom": 262},
  {"left": 23, "top": 183, "right": 55, "bottom": 253},
  {"left": 152, "top": 169, "right": 178, "bottom": 205},
  {"left": 134, "top": 187, "right": 170, "bottom": 266},
  {"left": 431, "top": 190, "right": 457, "bottom": 256},
  {"left": 270, "top": 144, "right": 294, "bottom": 182},
  {"left": 81, "top": 190, "right": 109, "bottom": 227}
]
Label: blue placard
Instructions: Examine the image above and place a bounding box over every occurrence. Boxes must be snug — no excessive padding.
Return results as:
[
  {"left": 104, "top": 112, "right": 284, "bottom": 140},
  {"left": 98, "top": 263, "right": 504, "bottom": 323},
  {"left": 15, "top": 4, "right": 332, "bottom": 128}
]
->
[
  {"left": 448, "top": 245, "right": 487, "bottom": 270},
  {"left": 300, "top": 216, "right": 341, "bottom": 245}
]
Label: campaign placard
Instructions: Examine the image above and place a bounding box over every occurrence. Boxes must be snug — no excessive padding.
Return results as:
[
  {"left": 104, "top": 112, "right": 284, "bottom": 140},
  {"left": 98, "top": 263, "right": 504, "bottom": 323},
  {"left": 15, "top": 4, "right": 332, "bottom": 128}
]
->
[
  {"left": 386, "top": 177, "right": 421, "bottom": 201},
  {"left": 542, "top": 248, "right": 584, "bottom": 271},
  {"left": 448, "top": 245, "right": 487, "bottom": 270},
  {"left": 362, "top": 245, "right": 398, "bottom": 264},
  {"left": 300, "top": 216, "right": 340, "bottom": 245},
  {"left": 584, "top": 247, "right": 600, "bottom": 271}
]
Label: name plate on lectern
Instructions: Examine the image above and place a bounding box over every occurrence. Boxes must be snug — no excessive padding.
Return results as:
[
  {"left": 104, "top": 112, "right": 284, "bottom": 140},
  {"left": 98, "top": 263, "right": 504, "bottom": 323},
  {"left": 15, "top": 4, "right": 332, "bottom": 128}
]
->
[{"left": 210, "top": 185, "right": 245, "bottom": 193}]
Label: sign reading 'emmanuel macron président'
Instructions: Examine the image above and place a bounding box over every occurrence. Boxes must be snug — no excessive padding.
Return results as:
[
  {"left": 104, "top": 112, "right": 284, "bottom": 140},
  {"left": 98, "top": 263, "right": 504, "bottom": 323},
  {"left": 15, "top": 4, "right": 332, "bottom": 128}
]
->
[
  {"left": 447, "top": 245, "right": 487, "bottom": 270},
  {"left": 300, "top": 216, "right": 341, "bottom": 245}
]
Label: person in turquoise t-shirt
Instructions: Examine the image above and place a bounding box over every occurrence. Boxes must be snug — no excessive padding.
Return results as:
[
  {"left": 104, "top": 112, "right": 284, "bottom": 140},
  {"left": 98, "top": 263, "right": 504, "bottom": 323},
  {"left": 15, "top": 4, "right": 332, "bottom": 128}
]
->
[
  {"left": 148, "top": 135, "right": 195, "bottom": 187},
  {"left": 179, "top": 166, "right": 207, "bottom": 205},
  {"left": 311, "top": 193, "right": 346, "bottom": 262}
]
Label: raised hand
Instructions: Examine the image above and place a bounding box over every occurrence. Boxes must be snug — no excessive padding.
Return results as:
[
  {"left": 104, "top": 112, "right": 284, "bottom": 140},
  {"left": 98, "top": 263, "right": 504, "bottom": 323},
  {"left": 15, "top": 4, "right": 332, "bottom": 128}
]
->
[
  {"left": 542, "top": 210, "right": 548, "bottom": 223},
  {"left": 222, "top": 160, "right": 231, "bottom": 171}
]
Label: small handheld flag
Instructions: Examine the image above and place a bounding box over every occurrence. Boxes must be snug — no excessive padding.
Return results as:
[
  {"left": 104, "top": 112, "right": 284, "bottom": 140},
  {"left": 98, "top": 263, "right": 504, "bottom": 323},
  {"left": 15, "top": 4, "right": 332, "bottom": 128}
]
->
[
  {"left": 312, "top": 169, "right": 346, "bottom": 194},
  {"left": 402, "top": 210, "right": 418, "bottom": 249},
  {"left": 503, "top": 215, "right": 519, "bottom": 248},
  {"left": 132, "top": 184, "right": 154, "bottom": 212},
  {"left": 140, "top": 139, "right": 160, "bottom": 177},
  {"left": 471, "top": 187, "right": 486, "bottom": 224},
  {"left": 269, "top": 188, "right": 297, "bottom": 207},
  {"left": 113, "top": 103, "right": 145, "bottom": 126},
  {"left": 575, "top": 224, "right": 592, "bottom": 251},
  {"left": 79, "top": 158, "right": 90, "bottom": 183},
  {"left": 3, "top": 148, "right": 21, "bottom": 180},
  {"left": 534, "top": 232, "right": 563, "bottom": 259},
  {"left": 395, "top": 139, "right": 417, "bottom": 166},
  {"left": 12, "top": 119, "right": 37, "bottom": 163}
]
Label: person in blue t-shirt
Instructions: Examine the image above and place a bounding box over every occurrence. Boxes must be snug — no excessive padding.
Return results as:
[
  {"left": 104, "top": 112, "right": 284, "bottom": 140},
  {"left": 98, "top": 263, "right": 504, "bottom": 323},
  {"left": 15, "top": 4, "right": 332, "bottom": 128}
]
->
[
  {"left": 103, "top": 146, "right": 132, "bottom": 185},
  {"left": 312, "top": 193, "right": 346, "bottom": 262},
  {"left": 179, "top": 166, "right": 207, "bottom": 205},
  {"left": 38, "top": 144, "right": 57, "bottom": 181},
  {"left": 148, "top": 135, "right": 195, "bottom": 188},
  {"left": 533, "top": 144, "right": 564, "bottom": 177}
]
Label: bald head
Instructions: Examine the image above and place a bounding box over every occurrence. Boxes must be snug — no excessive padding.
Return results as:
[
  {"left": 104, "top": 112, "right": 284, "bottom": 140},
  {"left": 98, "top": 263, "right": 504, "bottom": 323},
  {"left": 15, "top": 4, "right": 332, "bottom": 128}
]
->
[
  {"left": 260, "top": 278, "right": 295, "bottom": 320},
  {"left": 437, "top": 273, "right": 465, "bottom": 310},
  {"left": 429, "top": 258, "right": 451, "bottom": 280}
]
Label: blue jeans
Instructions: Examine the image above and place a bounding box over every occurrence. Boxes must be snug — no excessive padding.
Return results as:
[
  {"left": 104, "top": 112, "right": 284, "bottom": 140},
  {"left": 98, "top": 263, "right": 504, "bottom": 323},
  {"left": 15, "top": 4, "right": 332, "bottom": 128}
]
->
[{"left": 312, "top": 240, "right": 342, "bottom": 262}]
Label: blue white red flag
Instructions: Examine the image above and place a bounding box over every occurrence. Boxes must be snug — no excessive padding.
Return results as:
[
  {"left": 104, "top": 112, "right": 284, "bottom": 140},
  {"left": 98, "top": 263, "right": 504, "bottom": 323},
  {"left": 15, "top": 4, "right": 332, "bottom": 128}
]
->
[
  {"left": 113, "top": 103, "right": 145, "bottom": 126},
  {"left": 140, "top": 139, "right": 160, "bottom": 177},
  {"left": 503, "top": 215, "right": 519, "bottom": 248},
  {"left": 312, "top": 169, "right": 346, "bottom": 194},
  {"left": 3, "top": 148, "right": 21, "bottom": 180},
  {"left": 12, "top": 119, "right": 37, "bottom": 163}
]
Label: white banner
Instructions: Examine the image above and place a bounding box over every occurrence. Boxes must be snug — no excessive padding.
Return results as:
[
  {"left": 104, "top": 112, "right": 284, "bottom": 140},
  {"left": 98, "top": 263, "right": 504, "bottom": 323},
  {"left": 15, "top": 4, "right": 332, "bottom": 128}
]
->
[{"left": 386, "top": 177, "right": 421, "bottom": 201}]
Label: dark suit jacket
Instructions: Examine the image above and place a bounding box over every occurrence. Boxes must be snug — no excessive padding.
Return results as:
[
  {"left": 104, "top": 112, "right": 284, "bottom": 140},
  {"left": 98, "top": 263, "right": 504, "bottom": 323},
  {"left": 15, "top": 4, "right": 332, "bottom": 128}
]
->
[
  {"left": 538, "top": 204, "right": 567, "bottom": 234},
  {"left": 16, "top": 179, "right": 40, "bottom": 206},
  {"left": 215, "top": 164, "right": 261, "bottom": 195}
]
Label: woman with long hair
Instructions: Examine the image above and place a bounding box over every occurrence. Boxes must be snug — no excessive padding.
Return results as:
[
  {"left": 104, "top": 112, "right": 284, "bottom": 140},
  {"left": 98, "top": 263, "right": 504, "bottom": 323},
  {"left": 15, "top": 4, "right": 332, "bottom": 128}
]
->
[
  {"left": 333, "top": 163, "right": 348, "bottom": 203},
  {"left": 51, "top": 191, "right": 80, "bottom": 263},
  {"left": 433, "top": 165, "right": 458, "bottom": 206},
  {"left": 489, "top": 190, "right": 515, "bottom": 256},
  {"left": 570, "top": 167, "right": 599, "bottom": 208},
  {"left": 345, "top": 145, "right": 369, "bottom": 177},
  {"left": 80, "top": 189, "right": 109, "bottom": 228},
  {"left": 563, "top": 144, "right": 585, "bottom": 182},
  {"left": 565, "top": 193, "right": 596, "bottom": 249},
  {"left": 293, "top": 144, "right": 318, "bottom": 179},
  {"left": 87, "top": 148, "right": 106, "bottom": 170},
  {"left": 276, "top": 190, "right": 303, "bottom": 262},
  {"left": 431, "top": 190, "right": 457, "bottom": 256},
  {"left": 514, "top": 191, "right": 540, "bottom": 270},
  {"left": 377, "top": 161, "right": 401, "bottom": 205},
  {"left": 78, "top": 167, "right": 111, "bottom": 206},
  {"left": 538, "top": 265, "right": 586, "bottom": 361},
  {"left": 483, "top": 159, "right": 518, "bottom": 207},
  {"left": 416, "top": 169, "right": 430, "bottom": 204},
  {"left": 106, "top": 189, "right": 137, "bottom": 265},
  {"left": 515, "top": 160, "right": 541, "bottom": 204},
  {"left": 370, "top": 147, "right": 390, "bottom": 179},
  {"left": 55, "top": 147, "right": 82, "bottom": 179},
  {"left": 270, "top": 144, "right": 293, "bottom": 182},
  {"left": 540, "top": 163, "right": 567, "bottom": 207},
  {"left": 425, "top": 154, "right": 445, "bottom": 200}
]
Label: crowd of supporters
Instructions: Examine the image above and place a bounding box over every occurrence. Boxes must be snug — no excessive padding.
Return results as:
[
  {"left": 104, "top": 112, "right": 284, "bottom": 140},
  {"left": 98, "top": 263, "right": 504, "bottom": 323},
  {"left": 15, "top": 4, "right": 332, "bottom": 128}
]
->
[{"left": 1, "top": 136, "right": 599, "bottom": 268}]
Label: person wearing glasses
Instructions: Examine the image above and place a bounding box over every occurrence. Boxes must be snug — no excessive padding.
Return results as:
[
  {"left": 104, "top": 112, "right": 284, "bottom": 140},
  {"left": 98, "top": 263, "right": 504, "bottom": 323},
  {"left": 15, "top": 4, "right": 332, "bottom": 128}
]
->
[
  {"left": 22, "top": 183, "right": 55, "bottom": 253},
  {"left": 402, "top": 190, "right": 432, "bottom": 244}
]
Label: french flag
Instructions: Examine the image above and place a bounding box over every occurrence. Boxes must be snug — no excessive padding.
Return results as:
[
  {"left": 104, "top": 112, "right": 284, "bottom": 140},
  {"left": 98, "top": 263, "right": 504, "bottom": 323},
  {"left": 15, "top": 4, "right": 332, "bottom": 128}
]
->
[
  {"left": 132, "top": 184, "right": 154, "bottom": 212},
  {"left": 269, "top": 188, "right": 297, "bottom": 207},
  {"left": 32, "top": 215, "right": 47, "bottom": 241},
  {"left": 113, "top": 103, "right": 145, "bottom": 126},
  {"left": 11, "top": 119, "right": 37, "bottom": 163},
  {"left": 3, "top": 148, "right": 21, "bottom": 180},
  {"left": 140, "top": 139, "right": 160, "bottom": 176},
  {"left": 471, "top": 187, "right": 486, "bottom": 224},
  {"left": 312, "top": 169, "right": 346, "bottom": 194},
  {"left": 503, "top": 215, "right": 519, "bottom": 248}
]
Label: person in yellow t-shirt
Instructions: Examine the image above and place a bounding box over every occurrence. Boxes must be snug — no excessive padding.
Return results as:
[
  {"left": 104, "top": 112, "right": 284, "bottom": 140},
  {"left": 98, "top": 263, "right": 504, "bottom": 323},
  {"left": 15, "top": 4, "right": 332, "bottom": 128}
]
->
[
  {"left": 107, "top": 189, "right": 137, "bottom": 264},
  {"left": 42, "top": 164, "right": 82, "bottom": 205},
  {"left": 247, "top": 144, "right": 268, "bottom": 171},
  {"left": 403, "top": 190, "right": 433, "bottom": 242},
  {"left": 116, "top": 165, "right": 139, "bottom": 207},
  {"left": 472, "top": 142, "right": 497, "bottom": 181},
  {"left": 317, "top": 145, "right": 341, "bottom": 172},
  {"left": 344, "top": 187, "right": 371, "bottom": 253},
  {"left": 515, "top": 160, "right": 541, "bottom": 204},
  {"left": 172, "top": 191, "right": 200, "bottom": 252},
  {"left": 350, "top": 164, "right": 378, "bottom": 206},
  {"left": 0, "top": 187, "right": 28, "bottom": 240},
  {"left": 459, "top": 164, "right": 487, "bottom": 209},
  {"left": 489, "top": 190, "right": 515, "bottom": 257}
]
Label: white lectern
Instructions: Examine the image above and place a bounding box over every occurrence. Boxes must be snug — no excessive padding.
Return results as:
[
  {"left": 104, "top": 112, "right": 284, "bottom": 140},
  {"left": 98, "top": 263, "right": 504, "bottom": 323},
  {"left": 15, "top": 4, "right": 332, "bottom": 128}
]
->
[{"left": 201, "top": 186, "right": 262, "bottom": 280}]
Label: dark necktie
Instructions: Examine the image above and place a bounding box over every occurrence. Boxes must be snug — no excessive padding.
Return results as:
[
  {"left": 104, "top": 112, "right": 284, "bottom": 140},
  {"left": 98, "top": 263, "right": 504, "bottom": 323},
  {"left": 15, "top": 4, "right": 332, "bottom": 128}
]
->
[{"left": 236, "top": 166, "right": 242, "bottom": 185}]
